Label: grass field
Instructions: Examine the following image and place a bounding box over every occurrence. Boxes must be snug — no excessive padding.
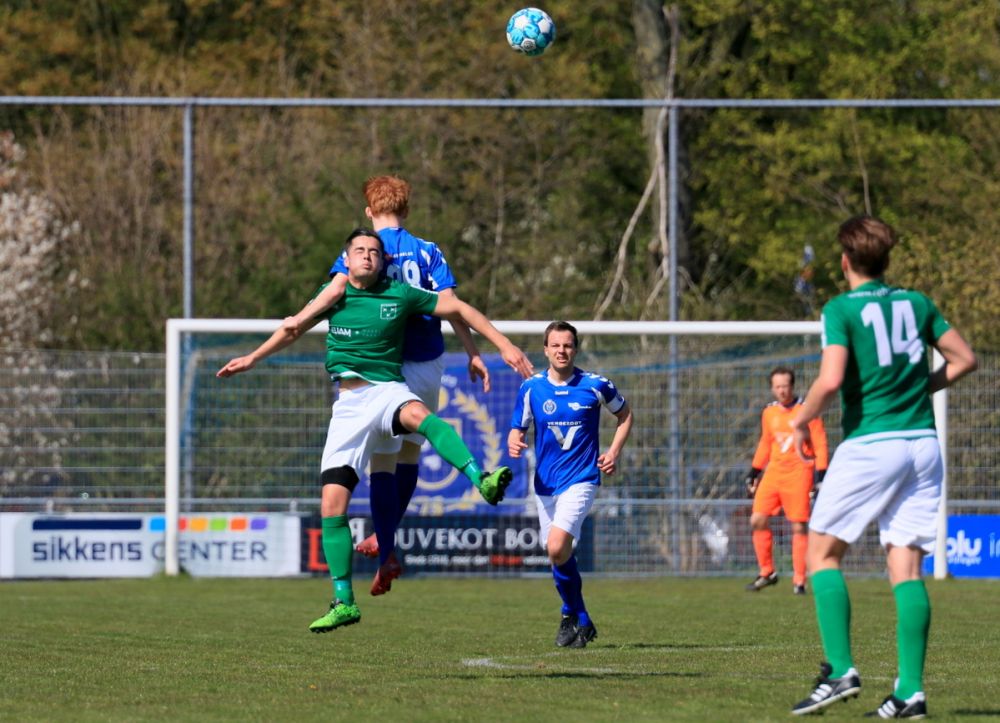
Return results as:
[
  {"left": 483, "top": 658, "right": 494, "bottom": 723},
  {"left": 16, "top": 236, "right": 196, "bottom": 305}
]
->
[{"left": 2, "top": 576, "right": 998, "bottom": 721}]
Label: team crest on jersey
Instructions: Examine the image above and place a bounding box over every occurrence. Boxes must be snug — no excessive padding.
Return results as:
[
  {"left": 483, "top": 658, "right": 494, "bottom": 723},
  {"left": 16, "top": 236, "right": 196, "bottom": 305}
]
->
[
  {"left": 380, "top": 303, "right": 400, "bottom": 320},
  {"left": 542, "top": 399, "right": 557, "bottom": 415}
]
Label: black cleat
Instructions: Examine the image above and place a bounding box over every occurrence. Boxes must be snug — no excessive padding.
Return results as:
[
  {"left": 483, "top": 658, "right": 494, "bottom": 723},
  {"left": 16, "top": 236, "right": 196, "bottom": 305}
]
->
[
  {"left": 745, "top": 571, "right": 778, "bottom": 592},
  {"left": 865, "top": 693, "right": 927, "bottom": 719},
  {"left": 569, "top": 622, "right": 597, "bottom": 649},
  {"left": 793, "top": 584, "right": 807, "bottom": 595},
  {"left": 555, "top": 614, "right": 578, "bottom": 647},
  {"left": 791, "top": 662, "right": 861, "bottom": 715}
]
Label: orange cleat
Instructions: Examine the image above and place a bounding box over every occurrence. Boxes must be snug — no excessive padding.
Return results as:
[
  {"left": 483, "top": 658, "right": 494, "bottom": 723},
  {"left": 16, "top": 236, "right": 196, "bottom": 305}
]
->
[{"left": 370, "top": 552, "right": 403, "bottom": 596}]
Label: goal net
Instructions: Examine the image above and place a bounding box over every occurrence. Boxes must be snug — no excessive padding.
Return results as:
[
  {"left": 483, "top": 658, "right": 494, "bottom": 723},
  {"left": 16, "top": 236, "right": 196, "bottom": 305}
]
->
[{"left": 164, "top": 319, "right": 952, "bottom": 579}]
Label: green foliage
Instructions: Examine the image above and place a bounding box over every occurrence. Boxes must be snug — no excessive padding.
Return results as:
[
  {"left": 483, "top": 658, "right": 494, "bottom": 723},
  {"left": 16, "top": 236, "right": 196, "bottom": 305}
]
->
[{"left": 1, "top": 0, "right": 999, "bottom": 350}]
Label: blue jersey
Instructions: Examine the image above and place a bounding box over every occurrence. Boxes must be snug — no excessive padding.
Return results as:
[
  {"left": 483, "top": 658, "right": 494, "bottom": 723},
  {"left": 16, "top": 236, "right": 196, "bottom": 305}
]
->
[
  {"left": 510, "top": 368, "right": 627, "bottom": 495},
  {"left": 331, "top": 227, "right": 457, "bottom": 362}
]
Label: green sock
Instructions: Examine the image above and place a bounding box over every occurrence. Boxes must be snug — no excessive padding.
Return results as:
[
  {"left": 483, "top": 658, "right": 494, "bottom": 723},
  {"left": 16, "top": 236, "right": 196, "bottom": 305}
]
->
[
  {"left": 321, "top": 515, "right": 354, "bottom": 605},
  {"left": 811, "top": 568, "right": 854, "bottom": 678},
  {"left": 417, "top": 414, "right": 481, "bottom": 485},
  {"left": 894, "top": 579, "right": 930, "bottom": 700}
]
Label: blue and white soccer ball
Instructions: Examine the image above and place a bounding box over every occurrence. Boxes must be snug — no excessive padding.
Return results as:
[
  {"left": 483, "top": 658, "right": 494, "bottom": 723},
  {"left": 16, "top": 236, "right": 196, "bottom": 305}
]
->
[{"left": 506, "top": 8, "right": 556, "bottom": 56}]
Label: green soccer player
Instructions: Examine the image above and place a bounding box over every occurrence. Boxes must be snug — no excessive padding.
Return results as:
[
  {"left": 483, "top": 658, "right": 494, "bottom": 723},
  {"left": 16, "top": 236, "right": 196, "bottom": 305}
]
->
[
  {"left": 788, "top": 216, "right": 977, "bottom": 718},
  {"left": 217, "top": 227, "right": 533, "bottom": 633}
]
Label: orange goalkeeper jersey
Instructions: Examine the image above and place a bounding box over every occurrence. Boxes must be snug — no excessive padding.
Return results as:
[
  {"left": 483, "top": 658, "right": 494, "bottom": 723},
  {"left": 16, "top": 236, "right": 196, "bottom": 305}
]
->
[{"left": 751, "top": 398, "right": 829, "bottom": 482}]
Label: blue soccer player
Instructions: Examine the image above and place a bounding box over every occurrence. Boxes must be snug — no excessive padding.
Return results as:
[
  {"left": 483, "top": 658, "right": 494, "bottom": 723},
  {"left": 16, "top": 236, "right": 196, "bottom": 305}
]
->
[
  {"left": 507, "top": 321, "right": 634, "bottom": 648},
  {"left": 284, "top": 175, "right": 533, "bottom": 596}
]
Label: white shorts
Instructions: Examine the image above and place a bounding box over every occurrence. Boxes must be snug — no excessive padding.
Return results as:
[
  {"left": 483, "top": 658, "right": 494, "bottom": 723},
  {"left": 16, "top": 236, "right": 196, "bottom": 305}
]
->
[
  {"left": 320, "top": 381, "right": 420, "bottom": 474},
  {"left": 400, "top": 357, "right": 445, "bottom": 445},
  {"left": 535, "top": 483, "right": 598, "bottom": 545},
  {"left": 810, "top": 433, "right": 942, "bottom": 552}
]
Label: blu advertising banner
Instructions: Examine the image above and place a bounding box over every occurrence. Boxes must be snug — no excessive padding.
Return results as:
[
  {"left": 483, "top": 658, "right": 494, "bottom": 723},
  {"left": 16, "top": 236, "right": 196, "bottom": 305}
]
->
[{"left": 923, "top": 515, "right": 1000, "bottom": 578}]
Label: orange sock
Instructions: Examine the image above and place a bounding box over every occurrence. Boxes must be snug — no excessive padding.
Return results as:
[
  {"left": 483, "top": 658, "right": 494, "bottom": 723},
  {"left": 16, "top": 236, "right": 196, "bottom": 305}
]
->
[
  {"left": 752, "top": 529, "right": 774, "bottom": 576},
  {"left": 792, "top": 532, "right": 808, "bottom": 586}
]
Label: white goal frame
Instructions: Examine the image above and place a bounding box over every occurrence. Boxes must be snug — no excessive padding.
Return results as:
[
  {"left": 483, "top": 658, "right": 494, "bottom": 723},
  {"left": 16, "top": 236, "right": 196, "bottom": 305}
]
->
[{"left": 164, "top": 318, "right": 949, "bottom": 578}]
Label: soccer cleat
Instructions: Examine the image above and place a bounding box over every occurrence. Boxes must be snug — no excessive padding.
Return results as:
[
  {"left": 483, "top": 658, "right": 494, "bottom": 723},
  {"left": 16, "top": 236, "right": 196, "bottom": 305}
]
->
[
  {"left": 865, "top": 692, "right": 927, "bottom": 719},
  {"left": 555, "top": 614, "right": 578, "bottom": 647},
  {"left": 793, "top": 584, "right": 807, "bottom": 595},
  {"left": 308, "top": 599, "right": 361, "bottom": 633},
  {"left": 791, "top": 662, "right": 861, "bottom": 715},
  {"left": 355, "top": 533, "right": 379, "bottom": 558},
  {"left": 478, "top": 467, "right": 512, "bottom": 505},
  {"left": 745, "top": 571, "right": 779, "bottom": 592},
  {"left": 370, "top": 552, "right": 403, "bottom": 596},
  {"left": 569, "top": 622, "right": 598, "bottom": 649}
]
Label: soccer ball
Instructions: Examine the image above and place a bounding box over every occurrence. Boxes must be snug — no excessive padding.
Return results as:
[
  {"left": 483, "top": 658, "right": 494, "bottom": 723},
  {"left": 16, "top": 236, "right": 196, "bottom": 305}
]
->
[{"left": 506, "top": 8, "right": 556, "bottom": 56}]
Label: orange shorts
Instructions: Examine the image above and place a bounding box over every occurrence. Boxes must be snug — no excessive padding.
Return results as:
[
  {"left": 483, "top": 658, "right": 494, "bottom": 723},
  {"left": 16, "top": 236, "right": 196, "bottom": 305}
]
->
[{"left": 751, "top": 472, "right": 813, "bottom": 523}]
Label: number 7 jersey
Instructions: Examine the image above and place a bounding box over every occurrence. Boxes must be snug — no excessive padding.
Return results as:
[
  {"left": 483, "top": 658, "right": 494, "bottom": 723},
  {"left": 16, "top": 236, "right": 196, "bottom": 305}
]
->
[
  {"left": 821, "top": 280, "right": 951, "bottom": 439},
  {"left": 511, "top": 369, "right": 627, "bottom": 495}
]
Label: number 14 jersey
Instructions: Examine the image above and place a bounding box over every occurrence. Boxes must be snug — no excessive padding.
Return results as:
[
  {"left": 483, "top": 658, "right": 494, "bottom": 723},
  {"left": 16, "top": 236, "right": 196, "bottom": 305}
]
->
[{"left": 821, "top": 280, "right": 951, "bottom": 439}]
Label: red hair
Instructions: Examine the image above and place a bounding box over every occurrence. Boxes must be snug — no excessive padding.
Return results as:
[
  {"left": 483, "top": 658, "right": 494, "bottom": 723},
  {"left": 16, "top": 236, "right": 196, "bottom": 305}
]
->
[{"left": 363, "top": 175, "right": 410, "bottom": 218}]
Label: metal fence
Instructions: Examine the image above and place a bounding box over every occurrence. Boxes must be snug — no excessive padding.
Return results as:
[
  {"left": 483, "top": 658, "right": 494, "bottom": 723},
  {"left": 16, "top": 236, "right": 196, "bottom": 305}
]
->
[{"left": 2, "top": 339, "right": 996, "bottom": 577}]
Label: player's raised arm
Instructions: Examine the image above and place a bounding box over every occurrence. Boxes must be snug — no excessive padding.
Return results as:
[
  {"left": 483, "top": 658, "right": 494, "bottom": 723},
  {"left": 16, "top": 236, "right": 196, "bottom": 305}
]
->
[
  {"left": 283, "top": 274, "right": 348, "bottom": 334},
  {"left": 438, "top": 289, "right": 491, "bottom": 392},
  {"left": 216, "top": 315, "right": 322, "bottom": 378},
  {"left": 431, "top": 294, "right": 534, "bottom": 379}
]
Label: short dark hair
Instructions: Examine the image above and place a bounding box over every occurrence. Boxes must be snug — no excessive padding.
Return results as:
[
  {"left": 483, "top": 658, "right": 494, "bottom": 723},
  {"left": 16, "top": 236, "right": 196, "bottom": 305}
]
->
[
  {"left": 838, "top": 215, "right": 897, "bottom": 278},
  {"left": 769, "top": 366, "right": 795, "bottom": 385},
  {"left": 344, "top": 227, "right": 383, "bottom": 254},
  {"left": 544, "top": 320, "right": 578, "bottom": 346}
]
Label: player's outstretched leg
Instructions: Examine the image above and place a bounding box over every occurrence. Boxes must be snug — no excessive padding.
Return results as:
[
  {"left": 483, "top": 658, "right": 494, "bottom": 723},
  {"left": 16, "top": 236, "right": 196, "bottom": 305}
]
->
[
  {"left": 478, "top": 467, "right": 512, "bottom": 505},
  {"left": 791, "top": 662, "right": 861, "bottom": 715},
  {"left": 415, "top": 414, "right": 511, "bottom": 505},
  {"left": 357, "top": 462, "right": 422, "bottom": 558},
  {"left": 865, "top": 692, "right": 927, "bottom": 719},
  {"left": 370, "top": 551, "right": 403, "bottom": 596},
  {"left": 309, "top": 599, "right": 361, "bottom": 633}
]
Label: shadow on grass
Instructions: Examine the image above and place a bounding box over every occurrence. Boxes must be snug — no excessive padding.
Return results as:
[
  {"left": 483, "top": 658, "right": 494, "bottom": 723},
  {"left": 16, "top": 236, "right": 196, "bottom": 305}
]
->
[
  {"left": 950, "top": 711, "right": 1000, "bottom": 717},
  {"left": 448, "top": 671, "right": 703, "bottom": 680},
  {"left": 613, "top": 641, "right": 757, "bottom": 650}
]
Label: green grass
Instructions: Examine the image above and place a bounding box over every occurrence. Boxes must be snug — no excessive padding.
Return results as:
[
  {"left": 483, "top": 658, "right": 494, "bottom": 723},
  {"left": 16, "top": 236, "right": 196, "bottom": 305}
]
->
[{"left": 1, "top": 577, "right": 998, "bottom": 721}]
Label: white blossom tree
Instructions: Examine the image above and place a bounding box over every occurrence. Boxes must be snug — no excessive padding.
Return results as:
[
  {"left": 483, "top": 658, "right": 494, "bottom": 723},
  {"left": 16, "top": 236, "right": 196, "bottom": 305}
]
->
[{"left": 0, "top": 131, "right": 78, "bottom": 347}]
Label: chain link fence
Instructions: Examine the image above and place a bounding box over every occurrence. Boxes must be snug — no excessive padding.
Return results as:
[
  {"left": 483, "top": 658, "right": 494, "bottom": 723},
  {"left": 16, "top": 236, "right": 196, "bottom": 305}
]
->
[{"left": 2, "top": 338, "right": 995, "bottom": 576}]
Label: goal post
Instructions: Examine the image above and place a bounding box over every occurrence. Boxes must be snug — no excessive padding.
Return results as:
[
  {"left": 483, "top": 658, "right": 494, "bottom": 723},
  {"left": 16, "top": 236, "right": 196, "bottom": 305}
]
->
[{"left": 163, "top": 318, "right": 951, "bottom": 578}]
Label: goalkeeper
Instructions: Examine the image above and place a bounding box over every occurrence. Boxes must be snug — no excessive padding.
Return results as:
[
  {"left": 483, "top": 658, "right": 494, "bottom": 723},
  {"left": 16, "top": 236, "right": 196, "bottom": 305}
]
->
[
  {"left": 744, "top": 367, "right": 828, "bottom": 595},
  {"left": 217, "top": 228, "right": 532, "bottom": 634}
]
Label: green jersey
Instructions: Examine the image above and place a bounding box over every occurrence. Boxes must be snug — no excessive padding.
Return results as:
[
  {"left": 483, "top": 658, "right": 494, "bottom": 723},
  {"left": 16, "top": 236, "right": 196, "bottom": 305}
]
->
[
  {"left": 821, "top": 280, "right": 951, "bottom": 439},
  {"left": 317, "top": 278, "right": 439, "bottom": 383}
]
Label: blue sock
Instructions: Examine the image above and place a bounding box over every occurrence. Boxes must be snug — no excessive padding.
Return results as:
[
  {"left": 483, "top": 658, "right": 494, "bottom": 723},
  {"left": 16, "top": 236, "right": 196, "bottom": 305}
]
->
[
  {"left": 552, "top": 556, "right": 588, "bottom": 625},
  {"left": 394, "top": 463, "right": 419, "bottom": 526},
  {"left": 369, "top": 471, "right": 397, "bottom": 565}
]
